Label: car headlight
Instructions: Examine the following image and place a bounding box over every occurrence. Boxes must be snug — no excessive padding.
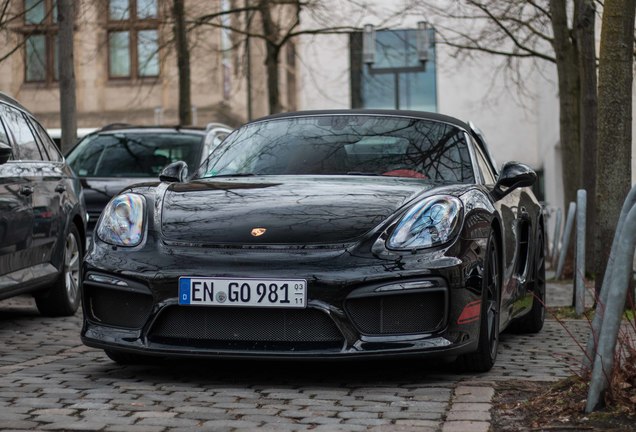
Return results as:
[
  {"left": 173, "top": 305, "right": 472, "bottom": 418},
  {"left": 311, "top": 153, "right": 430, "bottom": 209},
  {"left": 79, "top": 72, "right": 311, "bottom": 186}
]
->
[
  {"left": 387, "top": 196, "right": 463, "bottom": 250},
  {"left": 97, "top": 193, "right": 146, "bottom": 247}
]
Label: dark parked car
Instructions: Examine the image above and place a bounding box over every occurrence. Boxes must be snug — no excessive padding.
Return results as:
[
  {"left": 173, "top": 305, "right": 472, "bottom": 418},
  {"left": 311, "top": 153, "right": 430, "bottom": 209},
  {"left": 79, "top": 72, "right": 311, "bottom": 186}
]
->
[
  {"left": 0, "top": 92, "right": 86, "bottom": 316},
  {"left": 81, "top": 110, "right": 545, "bottom": 372},
  {"left": 65, "top": 124, "right": 231, "bottom": 231}
]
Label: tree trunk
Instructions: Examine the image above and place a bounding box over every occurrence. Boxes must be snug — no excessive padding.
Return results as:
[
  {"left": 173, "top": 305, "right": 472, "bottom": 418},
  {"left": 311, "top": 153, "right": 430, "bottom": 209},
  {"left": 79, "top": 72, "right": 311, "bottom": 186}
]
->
[
  {"left": 173, "top": 0, "right": 191, "bottom": 125},
  {"left": 258, "top": 0, "right": 282, "bottom": 114},
  {"left": 550, "top": 0, "right": 581, "bottom": 214},
  {"left": 265, "top": 42, "right": 282, "bottom": 114},
  {"left": 57, "top": 0, "right": 76, "bottom": 153},
  {"left": 575, "top": 0, "right": 598, "bottom": 278},
  {"left": 594, "top": 0, "right": 635, "bottom": 293}
]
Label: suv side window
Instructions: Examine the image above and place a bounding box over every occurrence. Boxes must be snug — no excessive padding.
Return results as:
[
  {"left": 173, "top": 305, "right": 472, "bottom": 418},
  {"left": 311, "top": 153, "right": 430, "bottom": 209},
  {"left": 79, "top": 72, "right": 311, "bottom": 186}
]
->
[
  {"left": 0, "top": 104, "right": 16, "bottom": 159},
  {"left": 0, "top": 114, "right": 11, "bottom": 149},
  {"left": 0, "top": 104, "right": 43, "bottom": 161},
  {"left": 29, "top": 117, "right": 63, "bottom": 162}
]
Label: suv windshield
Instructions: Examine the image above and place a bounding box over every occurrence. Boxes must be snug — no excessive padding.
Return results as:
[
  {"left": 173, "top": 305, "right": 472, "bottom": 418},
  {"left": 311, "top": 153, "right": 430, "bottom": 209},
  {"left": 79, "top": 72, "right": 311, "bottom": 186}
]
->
[
  {"left": 197, "top": 115, "right": 474, "bottom": 183},
  {"left": 67, "top": 132, "right": 203, "bottom": 178}
]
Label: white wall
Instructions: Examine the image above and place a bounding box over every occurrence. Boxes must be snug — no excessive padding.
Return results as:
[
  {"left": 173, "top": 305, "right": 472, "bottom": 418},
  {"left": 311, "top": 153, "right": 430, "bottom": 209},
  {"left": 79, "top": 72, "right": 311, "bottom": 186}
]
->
[
  {"left": 435, "top": 52, "right": 540, "bottom": 169},
  {"left": 298, "top": 33, "right": 351, "bottom": 109},
  {"left": 535, "top": 62, "right": 562, "bottom": 237}
]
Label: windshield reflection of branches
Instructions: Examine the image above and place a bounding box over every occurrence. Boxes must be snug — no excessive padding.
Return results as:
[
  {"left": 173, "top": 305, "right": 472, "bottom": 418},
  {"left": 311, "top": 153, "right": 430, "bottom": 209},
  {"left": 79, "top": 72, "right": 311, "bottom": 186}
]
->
[{"left": 197, "top": 116, "right": 474, "bottom": 183}]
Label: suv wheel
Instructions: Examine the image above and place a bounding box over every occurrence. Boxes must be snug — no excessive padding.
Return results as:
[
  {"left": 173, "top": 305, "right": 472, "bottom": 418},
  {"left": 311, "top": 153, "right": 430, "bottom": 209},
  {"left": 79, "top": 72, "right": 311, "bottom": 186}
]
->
[{"left": 35, "top": 224, "right": 82, "bottom": 317}]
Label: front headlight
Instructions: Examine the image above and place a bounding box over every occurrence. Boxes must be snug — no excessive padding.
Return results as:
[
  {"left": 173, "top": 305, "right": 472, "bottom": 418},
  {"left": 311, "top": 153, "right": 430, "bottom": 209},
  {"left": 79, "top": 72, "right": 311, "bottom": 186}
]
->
[
  {"left": 97, "top": 193, "right": 146, "bottom": 247},
  {"left": 387, "top": 196, "right": 463, "bottom": 250}
]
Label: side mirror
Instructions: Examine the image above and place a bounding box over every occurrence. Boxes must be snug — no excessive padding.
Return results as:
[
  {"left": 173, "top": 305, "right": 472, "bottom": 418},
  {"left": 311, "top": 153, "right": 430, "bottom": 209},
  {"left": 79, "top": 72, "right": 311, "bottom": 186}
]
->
[
  {"left": 492, "top": 161, "right": 536, "bottom": 200},
  {"left": 159, "top": 161, "right": 188, "bottom": 183},
  {"left": 0, "top": 142, "right": 12, "bottom": 165}
]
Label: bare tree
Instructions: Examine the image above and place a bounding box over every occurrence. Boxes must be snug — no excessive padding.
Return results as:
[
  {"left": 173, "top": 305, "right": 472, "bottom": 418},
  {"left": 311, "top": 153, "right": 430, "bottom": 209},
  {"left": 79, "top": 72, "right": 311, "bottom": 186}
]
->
[
  {"left": 193, "top": 0, "right": 413, "bottom": 114},
  {"left": 575, "top": 0, "right": 598, "bottom": 278},
  {"left": 409, "top": 1, "right": 607, "bottom": 281},
  {"left": 414, "top": 1, "right": 592, "bottom": 211},
  {"left": 57, "top": 0, "right": 77, "bottom": 153},
  {"left": 173, "top": 0, "right": 191, "bottom": 125},
  {"left": 594, "top": 0, "right": 635, "bottom": 293},
  {"left": 550, "top": 0, "right": 582, "bottom": 213}
]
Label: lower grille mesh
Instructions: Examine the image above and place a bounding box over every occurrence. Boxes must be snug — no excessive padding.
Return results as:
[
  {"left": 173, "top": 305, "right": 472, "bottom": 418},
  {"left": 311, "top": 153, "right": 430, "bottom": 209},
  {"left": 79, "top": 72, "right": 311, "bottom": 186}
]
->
[
  {"left": 346, "top": 291, "right": 446, "bottom": 335},
  {"left": 148, "top": 306, "right": 344, "bottom": 345}
]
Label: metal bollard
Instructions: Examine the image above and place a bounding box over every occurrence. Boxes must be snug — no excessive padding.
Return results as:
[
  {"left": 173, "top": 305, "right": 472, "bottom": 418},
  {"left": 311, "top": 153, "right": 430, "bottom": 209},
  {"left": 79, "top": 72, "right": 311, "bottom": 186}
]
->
[
  {"left": 583, "top": 184, "right": 636, "bottom": 370},
  {"left": 191, "top": 105, "right": 198, "bottom": 126},
  {"left": 585, "top": 204, "right": 636, "bottom": 412},
  {"left": 552, "top": 208, "right": 563, "bottom": 268},
  {"left": 555, "top": 202, "right": 576, "bottom": 280},
  {"left": 575, "top": 190, "right": 587, "bottom": 316},
  {"left": 544, "top": 207, "right": 552, "bottom": 259},
  {"left": 154, "top": 107, "right": 163, "bottom": 125}
]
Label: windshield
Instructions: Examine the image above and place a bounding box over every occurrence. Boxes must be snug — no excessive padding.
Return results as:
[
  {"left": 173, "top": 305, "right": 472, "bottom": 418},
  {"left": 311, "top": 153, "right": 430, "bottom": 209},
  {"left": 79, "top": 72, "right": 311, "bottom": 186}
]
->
[
  {"left": 67, "top": 132, "right": 203, "bottom": 178},
  {"left": 197, "top": 115, "right": 474, "bottom": 183}
]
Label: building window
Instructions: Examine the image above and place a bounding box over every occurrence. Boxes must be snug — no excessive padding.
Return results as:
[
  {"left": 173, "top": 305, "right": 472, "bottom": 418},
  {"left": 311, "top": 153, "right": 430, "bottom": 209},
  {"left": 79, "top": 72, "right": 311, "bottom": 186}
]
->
[
  {"left": 107, "top": 0, "right": 159, "bottom": 79},
  {"left": 23, "top": 0, "right": 58, "bottom": 84},
  {"left": 350, "top": 28, "right": 437, "bottom": 111}
]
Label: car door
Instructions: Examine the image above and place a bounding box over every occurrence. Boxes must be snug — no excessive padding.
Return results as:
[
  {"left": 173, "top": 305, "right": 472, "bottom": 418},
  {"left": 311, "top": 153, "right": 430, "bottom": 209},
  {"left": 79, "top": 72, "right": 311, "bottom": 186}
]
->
[
  {"left": 0, "top": 103, "right": 35, "bottom": 284},
  {"left": 0, "top": 104, "right": 60, "bottom": 273},
  {"left": 473, "top": 140, "right": 523, "bottom": 324},
  {"left": 28, "top": 115, "right": 68, "bottom": 246},
  {"left": 471, "top": 126, "right": 534, "bottom": 323}
]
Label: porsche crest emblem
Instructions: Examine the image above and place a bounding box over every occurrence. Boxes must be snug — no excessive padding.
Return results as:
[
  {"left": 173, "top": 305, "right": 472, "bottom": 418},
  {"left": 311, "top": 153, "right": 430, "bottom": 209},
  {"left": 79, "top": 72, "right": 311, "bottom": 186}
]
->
[{"left": 251, "top": 227, "right": 267, "bottom": 237}]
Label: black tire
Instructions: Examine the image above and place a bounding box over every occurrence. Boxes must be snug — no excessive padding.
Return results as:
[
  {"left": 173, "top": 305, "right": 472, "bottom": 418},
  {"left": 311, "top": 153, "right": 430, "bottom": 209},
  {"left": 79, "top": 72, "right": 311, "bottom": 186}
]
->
[
  {"left": 105, "top": 350, "right": 153, "bottom": 365},
  {"left": 509, "top": 226, "right": 546, "bottom": 334},
  {"left": 35, "top": 224, "right": 82, "bottom": 317},
  {"left": 457, "top": 231, "right": 501, "bottom": 373}
]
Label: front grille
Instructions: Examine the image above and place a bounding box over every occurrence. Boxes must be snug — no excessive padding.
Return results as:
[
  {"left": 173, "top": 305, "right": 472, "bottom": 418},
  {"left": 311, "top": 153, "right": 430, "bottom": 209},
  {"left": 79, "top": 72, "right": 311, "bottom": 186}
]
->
[
  {"left": 88, "top": 284, "right": 153, "bottom": 328},
  {"left": 148, "top": 306, "right": 344, "bottom": 349},
  {"left": 345, "top": 291, "right": 446, "bottom": 335}
]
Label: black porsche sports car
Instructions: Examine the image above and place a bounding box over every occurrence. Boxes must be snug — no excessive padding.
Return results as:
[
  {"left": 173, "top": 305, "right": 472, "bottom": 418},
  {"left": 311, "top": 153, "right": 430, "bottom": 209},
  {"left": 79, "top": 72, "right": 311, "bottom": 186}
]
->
[{"left": 81, "top": 110, "right": 545, "bottom": 372}]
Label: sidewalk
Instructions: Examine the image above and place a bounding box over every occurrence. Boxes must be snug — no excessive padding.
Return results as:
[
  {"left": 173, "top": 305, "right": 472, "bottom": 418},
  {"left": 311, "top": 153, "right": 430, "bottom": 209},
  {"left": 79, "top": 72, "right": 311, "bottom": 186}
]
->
[{"left": 440, "top": 279, "right": 592, "bottom": 432}]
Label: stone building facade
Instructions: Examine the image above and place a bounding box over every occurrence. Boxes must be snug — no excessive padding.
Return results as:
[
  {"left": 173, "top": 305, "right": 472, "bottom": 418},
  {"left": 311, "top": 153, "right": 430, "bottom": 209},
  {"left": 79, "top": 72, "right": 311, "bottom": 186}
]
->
[{"left": 0, "top": 0, "right": 298, "bottom": 129}]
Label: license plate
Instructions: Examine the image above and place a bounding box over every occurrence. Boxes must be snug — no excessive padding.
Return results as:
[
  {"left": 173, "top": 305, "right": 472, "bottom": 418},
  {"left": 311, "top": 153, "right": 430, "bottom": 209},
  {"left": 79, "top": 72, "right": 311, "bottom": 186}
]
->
[{"left": 178, "top": 277, "right": 307, "bottom": 308}]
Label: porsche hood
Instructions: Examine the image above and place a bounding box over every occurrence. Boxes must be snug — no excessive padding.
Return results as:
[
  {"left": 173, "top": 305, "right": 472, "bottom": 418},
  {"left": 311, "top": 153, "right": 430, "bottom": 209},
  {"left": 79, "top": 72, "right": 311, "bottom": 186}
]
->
[{"left": 159, "top": 177, "right": 437, "bottom": 245}]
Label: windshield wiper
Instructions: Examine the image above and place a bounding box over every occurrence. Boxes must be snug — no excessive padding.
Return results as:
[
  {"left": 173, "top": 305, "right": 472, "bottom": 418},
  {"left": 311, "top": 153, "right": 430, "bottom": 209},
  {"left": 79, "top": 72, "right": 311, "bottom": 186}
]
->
[
  {"left": 346, "top": 171, "right": 381, "bottom": 176},
  {"left": 207, "top": 173, "right": 257, "bottom": 178}
]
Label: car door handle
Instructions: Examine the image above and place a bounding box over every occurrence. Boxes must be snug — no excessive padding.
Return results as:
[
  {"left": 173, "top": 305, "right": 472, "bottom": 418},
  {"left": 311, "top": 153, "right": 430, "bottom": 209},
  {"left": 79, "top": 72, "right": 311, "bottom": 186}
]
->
[
  {"left": 55, "top": 184, "right": 66, "bottom": 193},
  {"left": 19, "top": 185, "right": 33, "bottom": 196}
]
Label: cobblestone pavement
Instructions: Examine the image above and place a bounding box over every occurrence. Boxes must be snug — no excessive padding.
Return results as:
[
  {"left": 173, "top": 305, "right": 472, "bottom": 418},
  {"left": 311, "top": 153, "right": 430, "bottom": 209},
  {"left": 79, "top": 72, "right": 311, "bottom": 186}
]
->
[{"left": 0, "top": 282, "right": 591, "bottom": 432}]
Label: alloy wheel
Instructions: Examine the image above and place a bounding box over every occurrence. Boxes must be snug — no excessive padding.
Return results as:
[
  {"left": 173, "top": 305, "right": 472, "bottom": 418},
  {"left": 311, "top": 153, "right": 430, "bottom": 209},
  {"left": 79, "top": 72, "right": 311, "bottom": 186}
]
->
[{"left": 64, "top": 232, "right": 80, "bottom": 304}]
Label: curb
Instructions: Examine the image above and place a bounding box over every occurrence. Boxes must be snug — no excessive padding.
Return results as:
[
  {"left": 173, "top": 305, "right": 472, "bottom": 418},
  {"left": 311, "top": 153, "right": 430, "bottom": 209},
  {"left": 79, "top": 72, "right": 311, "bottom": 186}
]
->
[{"left": 442, "top": 383, "right": 494, "bottom": 432}]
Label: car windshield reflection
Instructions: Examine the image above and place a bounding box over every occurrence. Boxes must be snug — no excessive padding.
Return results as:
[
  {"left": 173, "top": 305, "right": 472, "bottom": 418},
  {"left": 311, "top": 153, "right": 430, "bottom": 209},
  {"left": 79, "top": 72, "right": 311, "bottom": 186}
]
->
[
  {"left": 67, "top": 132, "right": 203, "bottom": 178},
  {"left": 197, "top": 115, "right": 474, "bottom": 182}
]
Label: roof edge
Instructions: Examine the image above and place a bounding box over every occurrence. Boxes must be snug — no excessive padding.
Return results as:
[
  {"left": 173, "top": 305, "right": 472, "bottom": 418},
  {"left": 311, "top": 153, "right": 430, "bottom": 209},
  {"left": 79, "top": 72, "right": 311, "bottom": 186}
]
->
[{"left": 249, "top": 109, "right": 470, "bottom": 130}]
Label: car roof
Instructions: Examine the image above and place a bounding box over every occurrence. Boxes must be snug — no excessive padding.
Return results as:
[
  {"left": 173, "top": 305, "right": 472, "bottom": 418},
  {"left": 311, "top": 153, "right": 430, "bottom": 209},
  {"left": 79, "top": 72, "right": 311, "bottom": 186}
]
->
[
  {"left": 250, "top": 109, "right": 471, "bottom": 131},
  {"left": 91, "top": 125, "right": 206, "bottom": 135},
  {"left": 0, "top": 91, "right": 34, "bottom": 116}
]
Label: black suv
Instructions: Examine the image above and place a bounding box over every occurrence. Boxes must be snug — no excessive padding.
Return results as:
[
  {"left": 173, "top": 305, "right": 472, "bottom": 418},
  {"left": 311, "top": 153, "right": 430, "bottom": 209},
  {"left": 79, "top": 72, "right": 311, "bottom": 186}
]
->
[{"left": 0, "top": 92, "right": 87, "bottom": 316}]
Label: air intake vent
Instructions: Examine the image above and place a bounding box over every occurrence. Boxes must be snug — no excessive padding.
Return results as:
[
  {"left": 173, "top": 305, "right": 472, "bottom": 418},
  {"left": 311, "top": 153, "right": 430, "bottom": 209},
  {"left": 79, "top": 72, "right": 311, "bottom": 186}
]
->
[
  {"left": 346, "top": 291, "right": 446, "bottom": 335},
  {"left": 88, "top": 284, "right": 153, "bottom": 328}
]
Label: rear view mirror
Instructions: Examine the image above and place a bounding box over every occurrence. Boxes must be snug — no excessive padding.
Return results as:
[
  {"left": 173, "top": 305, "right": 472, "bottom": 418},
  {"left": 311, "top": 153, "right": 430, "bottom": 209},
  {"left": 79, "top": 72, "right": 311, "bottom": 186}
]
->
[
  {"left": 0, "top": 142, "right": 12, "bottom": 165},
  {"left": 159, "top": 161, "right": 188, "bottom": 183},
  {"left": 492, "top": 161, "right": 536, "bottom": 200}
]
